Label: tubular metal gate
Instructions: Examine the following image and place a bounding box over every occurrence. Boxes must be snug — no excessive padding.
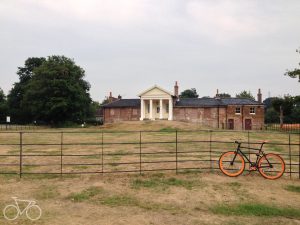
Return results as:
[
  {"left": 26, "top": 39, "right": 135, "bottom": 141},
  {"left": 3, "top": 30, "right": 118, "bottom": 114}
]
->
[{"left": 0, "top": 130, "right": 299, "bottom": 178}]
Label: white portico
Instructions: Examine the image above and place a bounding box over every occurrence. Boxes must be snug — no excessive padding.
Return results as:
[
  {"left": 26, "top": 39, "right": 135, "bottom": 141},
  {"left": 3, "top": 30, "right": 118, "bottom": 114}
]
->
[{"left": 139, "top": 85, "right": 173, "bottom": 120}]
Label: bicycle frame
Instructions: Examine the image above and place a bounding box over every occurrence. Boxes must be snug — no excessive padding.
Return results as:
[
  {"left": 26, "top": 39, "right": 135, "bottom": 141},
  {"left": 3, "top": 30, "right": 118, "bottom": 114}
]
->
[{"left": 232, "top": 142, "right": 272, "bottom": 169}]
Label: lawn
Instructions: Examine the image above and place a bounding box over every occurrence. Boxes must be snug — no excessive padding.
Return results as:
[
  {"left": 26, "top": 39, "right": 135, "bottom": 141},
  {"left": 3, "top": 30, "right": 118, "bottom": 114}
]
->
[
  {"left": 0, "top": 172, "right": 300, "bottom": 224},
  {"left": 0, "top": 121, "right": 299, "bottom": 224}
]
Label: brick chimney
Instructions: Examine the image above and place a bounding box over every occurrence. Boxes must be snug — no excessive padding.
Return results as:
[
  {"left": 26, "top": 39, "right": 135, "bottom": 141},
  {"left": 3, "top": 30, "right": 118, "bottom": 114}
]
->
[
  {"left": 215, "top": 89, "right": 220, "bottom": 98},
  {"left": 108, "top": 92, "right": 113, "bottom": 103},
  {"left": 174, "top": 81, "right": 179, "bottom": 99},
  {"left": 257, "top": 89, "right": 262, "bottom": 103}
]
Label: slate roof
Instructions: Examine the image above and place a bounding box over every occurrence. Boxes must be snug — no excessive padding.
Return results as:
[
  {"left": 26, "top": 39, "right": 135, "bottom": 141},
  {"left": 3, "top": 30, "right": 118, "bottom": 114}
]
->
[
  {"left": 102, "top": 99, "right": 140, "bottom": 108},
  {"left": 175, "top": 98, "right": 262, "bottom": 107},
  {"left": 102, "top": 98, "right": 262, "bottom": 108}
]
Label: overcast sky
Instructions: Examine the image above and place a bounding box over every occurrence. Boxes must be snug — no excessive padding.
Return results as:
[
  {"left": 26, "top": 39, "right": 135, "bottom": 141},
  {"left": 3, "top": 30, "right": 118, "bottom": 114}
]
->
[{"left": 0, "top": 0, "right": 299, "bottom": 102}]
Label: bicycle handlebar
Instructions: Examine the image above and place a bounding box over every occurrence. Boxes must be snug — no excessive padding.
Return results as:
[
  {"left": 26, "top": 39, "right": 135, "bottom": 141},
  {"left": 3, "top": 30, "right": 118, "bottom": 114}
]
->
[{"left": 234, "top": 140, "right": 268, "bottom": 144}]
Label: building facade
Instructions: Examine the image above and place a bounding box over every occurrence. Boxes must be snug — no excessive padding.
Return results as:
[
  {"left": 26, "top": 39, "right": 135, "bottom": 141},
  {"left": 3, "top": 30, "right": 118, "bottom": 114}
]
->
[{"left": 102, "top": 82, "right": 264, "bottom": 130}]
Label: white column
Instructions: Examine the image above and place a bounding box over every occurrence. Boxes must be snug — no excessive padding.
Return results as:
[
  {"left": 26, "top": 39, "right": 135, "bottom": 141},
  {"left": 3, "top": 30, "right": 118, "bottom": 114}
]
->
[
  {"left": 140, "top": 99, "right": 144, "bottom": 120},
  {"left": 168, "top": 98, "right": 173, "bottom": 120},
  {"left": 149, "top": 99, "right": 153, "bottom": 120},
  {"left": 159, "top": 99, "right": 163, "bottom": 119}
]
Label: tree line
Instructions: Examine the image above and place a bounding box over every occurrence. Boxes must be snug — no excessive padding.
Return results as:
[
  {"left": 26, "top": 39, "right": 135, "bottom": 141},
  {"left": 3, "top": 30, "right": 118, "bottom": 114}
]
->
[
  {"left": 264, "top": 96, "right": 300, "bottom": 124},
  {"left": 0, "top": 49, "right": 299, "bottom": 126}
]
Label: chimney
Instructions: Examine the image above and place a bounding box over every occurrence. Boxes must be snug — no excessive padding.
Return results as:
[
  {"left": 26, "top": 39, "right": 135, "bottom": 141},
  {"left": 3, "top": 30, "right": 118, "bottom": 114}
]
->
[
  {"left": 118, "top": 94, "right": 122, "bottom": 100},
  {"left": 174, "top": 81, "right": 179, "bottom": 99},
  {"left": 257, "top": 89, "right": 262, "bottom": 103},
  {"left": 215, "top": 89, "right": 220, "bottom": 98},
  {"left": 108, "top": 92, "right": 113, "bottom": 103}
]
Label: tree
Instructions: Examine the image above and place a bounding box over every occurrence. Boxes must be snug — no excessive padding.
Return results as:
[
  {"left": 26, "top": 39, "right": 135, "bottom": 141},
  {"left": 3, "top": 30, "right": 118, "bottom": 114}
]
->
[
  {"left": 272, "top": 96, "right": 294, "bottom": 116},
  {"left": 0, "top": 88, "right": 8, "bottom": 121},
  {"left": 218, "top": 93, "right": 231, "bottom": 98},
  {"left": 180, "top": 88, "right": 199, "bottom": 98},
  {"left": 9, "top": 55, "right": 92, "bottom": 125},
  {"left": 7, "top": 57, "right": 46, "bottom": 123},
  {"left": 285, "top": 48, "right": 300, "bottom": 82},
  {"left": 236, "top": 91, "right": 255, "bottom": 100}
]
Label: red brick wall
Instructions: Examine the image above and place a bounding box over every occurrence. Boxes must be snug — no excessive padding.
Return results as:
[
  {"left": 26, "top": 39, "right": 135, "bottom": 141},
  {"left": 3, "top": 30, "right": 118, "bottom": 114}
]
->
[
  {"left": 173, "top": 105, "right": 264, "bottom": 130},
  {"left": 104, "top": 105, "right": 264, "bottom": 130},
  {"left": 104, "top": 107, "right": 140, "bottom": 123},
  {"left": 225, "top": 105, "right": 264, "bottom": 130},
  {"left": 173, "top": 107, "right": 222, "bottom": 128}
]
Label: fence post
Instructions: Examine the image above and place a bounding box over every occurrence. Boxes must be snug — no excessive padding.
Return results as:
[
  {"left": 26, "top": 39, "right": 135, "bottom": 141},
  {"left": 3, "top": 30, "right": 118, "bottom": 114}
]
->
[
  {"left": 101, "top": 132, "right": 104, "bottom": 175},
  {"left": 209, "top": 130, "right": 212, "bottom": 171},
  {"left": 139, "top": 131, "right": 142, "bottom": 175},
  {"left": 289, "top": 134, "right": 292, "bottom": 179},
  {"left": 175, "top": 130, "right": 178, "bottom": 174},
  {"left": 299, "top": 132, "right": 300, "bottom": 179},
  {"left": 248, "top": 131, "right": 250, "bottom": 164},
  {"left": 60, "top": 132, "right": 63, "bottom": 177},
  {"left": 19, "top": 132, "right": 23, "bottom": 178}
]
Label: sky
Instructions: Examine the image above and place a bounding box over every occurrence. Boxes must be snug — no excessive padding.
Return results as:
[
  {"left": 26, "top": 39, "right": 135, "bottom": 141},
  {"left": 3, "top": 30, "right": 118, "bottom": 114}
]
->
[{"left": 0, "top": 0, "right": 299, "bottom": 102}]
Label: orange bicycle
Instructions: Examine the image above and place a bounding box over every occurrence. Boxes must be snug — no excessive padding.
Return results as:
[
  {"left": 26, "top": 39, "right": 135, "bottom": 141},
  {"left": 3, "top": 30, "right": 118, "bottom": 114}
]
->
[{"left": 219, "top": 141, "right": 285, "bottom": 180}]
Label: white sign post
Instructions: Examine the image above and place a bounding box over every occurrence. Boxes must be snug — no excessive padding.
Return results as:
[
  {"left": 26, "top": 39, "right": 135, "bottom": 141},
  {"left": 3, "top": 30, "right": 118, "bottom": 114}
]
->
[{"left": 6, "top": 116, "right": 10, "bottom": 130}]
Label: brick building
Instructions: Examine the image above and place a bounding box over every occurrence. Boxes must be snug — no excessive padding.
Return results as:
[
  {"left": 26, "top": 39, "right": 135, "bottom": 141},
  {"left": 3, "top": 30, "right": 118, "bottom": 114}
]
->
[{"left": 102, "top": 82, "right": 264, "bottom": 130}]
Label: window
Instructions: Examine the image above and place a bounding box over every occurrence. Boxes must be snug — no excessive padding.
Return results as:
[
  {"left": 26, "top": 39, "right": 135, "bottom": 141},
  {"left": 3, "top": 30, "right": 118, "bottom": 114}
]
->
[
  {"left": 157, "top": 106, "right": 160, "bottom": 113},
  {"left": 166, "top": 103, "right": 169, "bottom": 113},
  {"left": 250, "top": 107, "right": 255, "bottom": 114},
  {"left": 147, "top": 104, "right": 150, "bottom": 113},
  {"left": 235, "top": 107, "right": 241, "bottom": 114},
  {"left": 110, "top": 109, "right": 114, "bottom": 116}
]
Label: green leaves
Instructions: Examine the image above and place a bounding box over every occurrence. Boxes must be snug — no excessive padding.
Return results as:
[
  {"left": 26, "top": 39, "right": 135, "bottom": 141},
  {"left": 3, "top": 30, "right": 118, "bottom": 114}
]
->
[
  {"left": 7, "top": 55, "right": 92, "bottom": 125},
  {"left": 235, "top": 90, "right": 255, "bottom": 100},
  {"left": 285, "top": 48, "right": 300, "bottom": 82},
  {"left": 179, "top": 88, "right": 199, "bottom": 98}
]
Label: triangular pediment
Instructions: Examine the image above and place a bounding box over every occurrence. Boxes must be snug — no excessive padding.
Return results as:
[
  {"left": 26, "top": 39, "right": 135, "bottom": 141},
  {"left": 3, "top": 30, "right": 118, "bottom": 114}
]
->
[{"left": 138, "top": 85, "right": 173, "bottom": 98}]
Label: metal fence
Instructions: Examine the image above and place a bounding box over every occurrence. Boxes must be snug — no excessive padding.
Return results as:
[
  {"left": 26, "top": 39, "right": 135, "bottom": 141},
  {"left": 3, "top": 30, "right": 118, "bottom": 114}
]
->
[
  {"left": 0, "top": 130, "right": 299, "bottom": 179},
  {"left": 0, "top": 124, "right": 39, "bottom": 131},
  {"left": 265, "top": 123, "right": 300, "bottom": 132}
]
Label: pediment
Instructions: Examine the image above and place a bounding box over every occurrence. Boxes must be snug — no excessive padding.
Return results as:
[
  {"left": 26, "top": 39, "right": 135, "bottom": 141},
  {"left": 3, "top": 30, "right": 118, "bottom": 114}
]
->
[{"left": 138, "top": 85, "right": 173, "bottom": 98}]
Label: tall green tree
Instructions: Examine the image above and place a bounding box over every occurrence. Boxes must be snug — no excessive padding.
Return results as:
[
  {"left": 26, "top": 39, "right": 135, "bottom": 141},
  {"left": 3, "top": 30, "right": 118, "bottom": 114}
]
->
[
  {"left": 271, "top": 96, "right": 300, "bottom": 123},
  {"left": 21, "top": 56, "right": 91, "bottom": 124},
  {"left": 180, "top": 88, "right": 199, "bottom": 98},
  {"left": 0, "top": 88, "right": 8, "bottom": 121},
  {"left": 285, "top": 48, "right": 300, "bottom": 82},
  {"left": 7, "top": 57, "right": 46, "bottom": 123},
  {"left": 236, "top": 91, "right": 255, "bottom": 100}
]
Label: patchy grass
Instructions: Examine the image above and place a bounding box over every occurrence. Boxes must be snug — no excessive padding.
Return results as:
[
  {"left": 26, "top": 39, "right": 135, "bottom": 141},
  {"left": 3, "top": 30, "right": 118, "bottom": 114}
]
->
[
  {"left": 285, "top": 185, "right": 300, "bottom": 193},
  {"left": 98, "top": 194, "right": 138, "bottom": 207},
  {"left": 131, "top": 176, "right": 202, "bottom": 190},
  {"left": 67, "top": 185, "right": 180, "bottom": 212},
  {"left": 211, "top": 203, "right": 300, "bottom": 219},
  {"left": 68, "top": 186, "right": 104, "bottom": 202},
  {"left": 226, "top": 182, "right": 242, "bottom": 188},
  {"left": 159, "top": 127, "right": 177, "bottom": 132},
  {"left": 35, "top": 185, "right": 60, "bottom": 200}
]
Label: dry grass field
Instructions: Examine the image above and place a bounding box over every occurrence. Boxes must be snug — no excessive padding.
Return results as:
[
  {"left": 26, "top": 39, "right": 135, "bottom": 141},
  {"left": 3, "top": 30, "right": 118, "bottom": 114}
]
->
[{"left": 0, "top": 121, "right": 299, "bottom": 224}]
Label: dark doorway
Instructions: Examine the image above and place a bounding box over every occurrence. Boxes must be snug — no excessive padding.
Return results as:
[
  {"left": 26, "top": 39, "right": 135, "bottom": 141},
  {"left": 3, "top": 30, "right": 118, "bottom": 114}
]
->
[
  {"left": 228, "top": 119, "right": 234, "bottom": 130},
  {"left": 245, "top": 119, "right": 252, "bottom": 130}
]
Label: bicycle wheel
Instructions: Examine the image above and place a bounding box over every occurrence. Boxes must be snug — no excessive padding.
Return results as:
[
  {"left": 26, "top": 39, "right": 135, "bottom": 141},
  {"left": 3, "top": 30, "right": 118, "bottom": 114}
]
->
[
  {"left": 258, "top": 153, "right": 285, "bottom": 180},
  {"left": 219, "top": 151, "right": 245, "bottom": 177},
  {"left": 26, "top": 205, "right": 42, "bottom": 221},
  {"left": 3, "top": 205, "right": 19, "bottom": 220}
]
